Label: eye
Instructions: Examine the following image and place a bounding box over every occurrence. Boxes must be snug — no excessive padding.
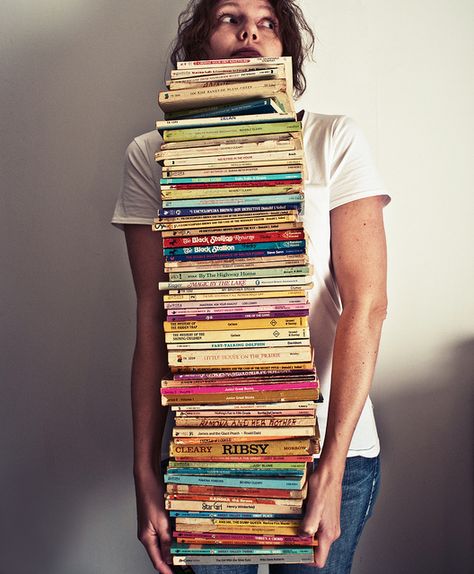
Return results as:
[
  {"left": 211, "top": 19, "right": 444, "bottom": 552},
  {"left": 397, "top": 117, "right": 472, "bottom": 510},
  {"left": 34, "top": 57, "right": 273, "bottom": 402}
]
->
[
  {"left": 260, "top": 17, "right": 278, "bottom": 30},
  {"left": 217, "top": 13, "right": 240, "bottom": 25}
]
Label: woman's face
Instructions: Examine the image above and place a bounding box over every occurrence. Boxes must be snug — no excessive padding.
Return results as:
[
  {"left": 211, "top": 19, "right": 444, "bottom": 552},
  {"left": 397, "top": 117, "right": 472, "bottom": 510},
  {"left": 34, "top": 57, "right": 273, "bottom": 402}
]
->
[{"left": 206, "top": 0, "right": 283, "bottom": 59}]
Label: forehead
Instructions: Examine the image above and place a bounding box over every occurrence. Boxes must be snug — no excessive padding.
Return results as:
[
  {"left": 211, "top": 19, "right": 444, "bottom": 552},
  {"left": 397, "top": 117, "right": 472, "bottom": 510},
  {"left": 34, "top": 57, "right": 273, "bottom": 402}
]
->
[{"left": 214, "top": 0, "right": 276, "bottom": 12}]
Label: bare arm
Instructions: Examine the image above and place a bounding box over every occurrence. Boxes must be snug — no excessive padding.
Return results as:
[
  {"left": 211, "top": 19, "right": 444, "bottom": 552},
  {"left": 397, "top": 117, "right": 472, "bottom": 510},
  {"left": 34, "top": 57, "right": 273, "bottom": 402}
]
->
[
  {"left": 125, "top": 224, "right": 173, "bottom": 574},
  {"left": 300, "top": 196, "right": 388, "bottom": 566}
]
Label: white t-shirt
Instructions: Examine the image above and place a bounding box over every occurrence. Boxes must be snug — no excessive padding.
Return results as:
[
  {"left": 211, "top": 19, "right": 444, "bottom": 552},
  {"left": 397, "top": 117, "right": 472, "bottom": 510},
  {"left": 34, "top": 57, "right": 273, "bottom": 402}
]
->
[{"left": 112, "top": 112, "right": 390, "bottom": 458}]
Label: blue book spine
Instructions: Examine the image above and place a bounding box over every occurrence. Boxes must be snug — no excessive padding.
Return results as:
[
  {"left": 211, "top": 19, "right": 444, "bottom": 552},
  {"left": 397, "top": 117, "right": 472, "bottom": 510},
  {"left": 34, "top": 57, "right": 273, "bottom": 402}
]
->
[
  {"left": 164, "top": 98, "right": 277, "bottom": 120},
  {"left": 164, "top": 474, "right": 303, "bottom": 489},
  {"left": 163, "top": 240, "right": 306, "bottom": 257},
  {"left": 162, "top": 194, "right": 304, "bottom": 209},
  {"left": 158, "top": 203, "right": 301, "bottom": 218},
  {"left": 159, "top": 173, "right": 302, "bottom": 185},
  {"left": 169, "top": 511, "right": 302, "bottom": 519},
  {"left": 157, "top": 114, "right": 292, "bottom": 133},
  {"left": 164, "top": 247, "right": 306, "bottom": 262}
]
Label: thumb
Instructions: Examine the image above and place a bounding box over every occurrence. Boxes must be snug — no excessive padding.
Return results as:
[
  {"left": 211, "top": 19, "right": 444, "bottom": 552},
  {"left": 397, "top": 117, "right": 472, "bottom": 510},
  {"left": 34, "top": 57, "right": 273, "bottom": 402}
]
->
[{"left": 298, "top": 477, "right": 322, "bottom": 537}]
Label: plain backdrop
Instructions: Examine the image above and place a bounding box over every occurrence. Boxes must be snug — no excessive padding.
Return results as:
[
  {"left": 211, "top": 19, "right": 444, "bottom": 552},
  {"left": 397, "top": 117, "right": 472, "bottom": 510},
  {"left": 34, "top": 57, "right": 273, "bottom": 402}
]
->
[{"left": 1, "top": 1, "right": 473, "bottom": 573}]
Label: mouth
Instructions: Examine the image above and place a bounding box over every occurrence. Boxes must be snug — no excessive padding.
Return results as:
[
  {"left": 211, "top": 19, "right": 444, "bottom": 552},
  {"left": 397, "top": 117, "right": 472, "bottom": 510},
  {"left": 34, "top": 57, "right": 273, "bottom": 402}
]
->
[{"left": 230, "top": 48, "right": 262, "bottom": 58}]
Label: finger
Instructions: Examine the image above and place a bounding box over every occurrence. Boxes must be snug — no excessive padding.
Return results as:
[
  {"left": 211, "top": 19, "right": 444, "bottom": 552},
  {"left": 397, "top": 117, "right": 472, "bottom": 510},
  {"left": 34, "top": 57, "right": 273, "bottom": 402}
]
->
[
  {"left": 313, "top": 532, "right": 335, "bottom": 568},
  {"left": 298, "top": 506, "right": 320, "bottom": 537},
  {"left": 298, "top": 498, "right": 322, "bottom": 537},
  {"left": 157, "top": 526, "right": 173, "bottom": 565},
  {"left": 140, "top": 531, "right": 174, "bottom": 574}
]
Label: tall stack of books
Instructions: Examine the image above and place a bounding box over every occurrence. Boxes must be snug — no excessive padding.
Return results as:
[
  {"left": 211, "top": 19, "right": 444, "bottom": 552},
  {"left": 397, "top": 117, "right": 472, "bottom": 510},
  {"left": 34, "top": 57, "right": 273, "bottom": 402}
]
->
[{"left": 153, "top": 57, "right": 320, "bottom": 567}]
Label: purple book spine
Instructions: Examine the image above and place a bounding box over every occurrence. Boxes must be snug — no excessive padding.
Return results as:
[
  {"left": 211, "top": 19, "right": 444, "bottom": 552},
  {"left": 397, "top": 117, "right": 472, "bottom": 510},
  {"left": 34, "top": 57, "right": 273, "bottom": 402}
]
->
[{"left": 166, "top": 309, "right": 310, "bottom": 322}]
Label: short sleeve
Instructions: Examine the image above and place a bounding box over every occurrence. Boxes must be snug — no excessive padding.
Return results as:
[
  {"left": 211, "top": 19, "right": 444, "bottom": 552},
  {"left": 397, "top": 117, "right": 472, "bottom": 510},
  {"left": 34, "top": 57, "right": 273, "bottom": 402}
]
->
[
  {"left": 329, "top": 116, "right": 390, "bottom": 210},
  {"left": 111, "top": 131, "right": 162, "bottom": 230}
]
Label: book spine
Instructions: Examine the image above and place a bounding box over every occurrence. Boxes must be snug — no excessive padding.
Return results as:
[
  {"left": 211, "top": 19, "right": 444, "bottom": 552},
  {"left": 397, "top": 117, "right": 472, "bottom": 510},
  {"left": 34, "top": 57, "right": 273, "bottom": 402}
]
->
[
  {"left": 156, "top": 142, "right": 300, "bottom": 162},
  {"left": 172, "top": 543, "right": 307, "bottom": 553},
  {"left": 160, "top": 132, "right": 300, "bottom": 151},
  {"left": 175, "top": 410, "right": 315, "bottom": 418},
  {"left": 167, "top": 67, "right": 282, "bottom": 88},
  {"left": 170, "top": 362, "right": 317, "bottom": 373},
  {"left": 173, "top": 531, "right": 313, "bottom": 546},
  {"left": 166, "top": 484, "right": 307, "bottom": 498},
  {"left": 167, "top": 468, "right": 305, "bottom": 476},
  {"left": 167, "top": 342, "right": 309, "bottom": 352},
  {"left": 168, "top": 285, "right": 311, "bottom": 295},
  {"left": 160, "top": 174, "right": 302, "bottom": 185},
  {"left": 164, "top": 290, "right": 307, "bottom": 300},
  {"left": 166, "top": 310, "right": 309, "bottom": 322},
  {"left": 171, "top": 511, "right": 302, "bottom": 519},
  {"left": 162, "top": 150, "right": 303, "bottom": 167},
  {"left": 161, "top": 117, "right": 299, "bottom": 141},
  {"left": 173, "top": 554, "right": 314, "bottom": 565},
  {"left": 163, "top": 391, "right": 319, "bottom": 406},
  {"left": 165, "top": 500, "right": 302, "bottom": 513},
  {"left": 165, "top": 248, "right": 306, "bottom": 262},
  {"left": 168, "top": 462, "right": 307, "bottom": 470},
  {"left": 161, "top": 164, "right": 303, "bottom": 178},
  {"left": 175, "top": 517, "right": 300, "bottom": 525},
  {"left": 163, "top": 97, "right": 276, "bottom": 119},
  {"left": 160, "top": 185, "right": 302, "bottom": 199},
  {"left": 170, "top": 438, "right": 316, "bottom": 457},
  {"left": 160, "top": 179, "right": 300, "bottom": 190},
  {"left": 174, "top": 417, "right": 315, "bottom": 427},
  {"left": 154, "top": 213, "right": 299, "bottom": 231},
  {"left": 161, "top": 194, "right": 303, "bottom": 208},
  {"left": 171, "top": 425, "right": 314, "bottom": 438},
  {"left": 162, "top": 240, "right": 306, "bottom": 257},
  {"left": 164, "top": 233, "right": 306, "bottom": 251},
  {"left": 171, "top": 544, "right": 309, "bottom": 555},
  {"left": 176, "top": 57, "right": 291, "bottom": 68},
  {"left": 167, "top": 494, "right": 303, "bottom": 505},
  {"left": 156, "top": 111, "right": 293, "bottom": 131},
  {"left": 164, "top": 296, "right": 308, "bottom": 308},
  {"left": 158, "top": 79, "right": 287, "bottom": 112},
  {"left": 164, "top": 476, "right": 305, "bottom": 490},
  {"left": 165, "top": 326, "right": 309, "bottom": 343},
  {"left": 160, "top": 275, "right": 310, "bottom": 290},
  {"left": 166, "top": 302, "right": 309, "bottom": 313},
  {"left": 163, "top": 316, "right": 309, "bottom": 332},
  {"left": 162, "top": 380, "right": 316, "bottom": 395}
]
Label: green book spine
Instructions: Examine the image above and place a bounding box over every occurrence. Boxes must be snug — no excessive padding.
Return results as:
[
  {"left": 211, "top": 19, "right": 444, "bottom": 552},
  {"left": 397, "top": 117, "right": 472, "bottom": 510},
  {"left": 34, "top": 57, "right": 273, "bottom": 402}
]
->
[
  {"left": 168, "top": 265, "right": 312, "bottom": 282},
  {"left": 163, "top": 121, "right": 302, "bottom": 143}
]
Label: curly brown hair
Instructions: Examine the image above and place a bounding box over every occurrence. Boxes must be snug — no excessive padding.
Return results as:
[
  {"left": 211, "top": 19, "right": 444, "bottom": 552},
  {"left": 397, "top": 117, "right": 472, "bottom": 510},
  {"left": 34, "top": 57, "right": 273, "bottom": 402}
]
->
[{"left": 169, "top": 0, "right": 315, "bottom": 98}]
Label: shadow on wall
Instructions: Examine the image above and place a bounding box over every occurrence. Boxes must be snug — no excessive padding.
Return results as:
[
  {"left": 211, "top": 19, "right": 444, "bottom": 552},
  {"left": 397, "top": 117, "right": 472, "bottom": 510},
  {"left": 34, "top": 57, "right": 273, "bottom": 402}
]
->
[
  {"left": 0, "top": 1, "right": 184, "bottom": 573},
  {"left": 352, "top": 338, "right": 474, "bottom": 574}
]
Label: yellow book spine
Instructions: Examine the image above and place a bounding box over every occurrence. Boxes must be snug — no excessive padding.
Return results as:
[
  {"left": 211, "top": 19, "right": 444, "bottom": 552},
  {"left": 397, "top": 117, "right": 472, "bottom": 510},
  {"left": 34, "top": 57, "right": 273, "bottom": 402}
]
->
[
  {"left": 163, "top": 291, "right": 308, "bottom": 302},
  {"left": 163, "top": 316, "right": 308, "bottom": 332},
  {"left": 170, "top": 438, "right": 318, "bottom": 457}
]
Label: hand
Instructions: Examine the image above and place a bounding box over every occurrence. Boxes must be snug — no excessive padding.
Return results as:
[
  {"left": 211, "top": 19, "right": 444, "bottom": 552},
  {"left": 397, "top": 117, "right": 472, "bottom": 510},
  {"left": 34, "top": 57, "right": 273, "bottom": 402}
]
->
[
  {"left": 299, "top": 466, "right": 343, "bottom": 568},
  {"left": 135, "top": 470, "right": 173, "bottom": 574}
]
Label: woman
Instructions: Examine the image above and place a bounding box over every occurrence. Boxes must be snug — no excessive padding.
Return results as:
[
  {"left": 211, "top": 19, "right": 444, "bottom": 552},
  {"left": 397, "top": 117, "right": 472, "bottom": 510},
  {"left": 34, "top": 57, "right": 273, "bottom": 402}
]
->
[{"left": 112, "top": 1, "right": 390, "bottom": 572}]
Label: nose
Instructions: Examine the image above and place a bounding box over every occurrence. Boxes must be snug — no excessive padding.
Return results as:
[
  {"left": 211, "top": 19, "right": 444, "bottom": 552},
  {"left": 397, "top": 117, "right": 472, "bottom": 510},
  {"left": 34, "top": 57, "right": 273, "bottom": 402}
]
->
[{"left": 238, "top": 21, "right": 258, "bottom": 41}]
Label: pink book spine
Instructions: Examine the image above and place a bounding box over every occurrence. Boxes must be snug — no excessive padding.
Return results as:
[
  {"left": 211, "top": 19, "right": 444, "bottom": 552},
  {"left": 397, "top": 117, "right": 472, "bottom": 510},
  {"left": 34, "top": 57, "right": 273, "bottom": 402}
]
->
[
  {"left": 174, "top": 368, "right": 316, "bottom": 380},
  {"left": 164, "top": 297, "right": 308, "bottom": 309},
  {"left": 173, "top": 531, "right": 314, "bottom": 545},
  {"left": 161, "top": 381, "right": 318, "bottom": 395}
]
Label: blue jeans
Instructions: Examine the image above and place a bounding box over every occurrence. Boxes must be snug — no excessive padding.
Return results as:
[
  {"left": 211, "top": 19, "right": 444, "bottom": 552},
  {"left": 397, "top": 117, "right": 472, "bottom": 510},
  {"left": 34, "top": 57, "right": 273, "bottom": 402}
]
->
[{"left": 191, "top": 455, "right": 381, "bottom": 574}]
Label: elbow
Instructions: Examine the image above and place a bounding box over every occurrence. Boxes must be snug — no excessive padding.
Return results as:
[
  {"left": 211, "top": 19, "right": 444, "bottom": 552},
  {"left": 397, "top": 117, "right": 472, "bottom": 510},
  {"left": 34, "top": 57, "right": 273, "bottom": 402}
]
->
[
  {"left": 369, "top": 297, "right": 388, "bottom": 326},
  {"left": 342, "top": 294, "right": 388, "bottom": 328}
]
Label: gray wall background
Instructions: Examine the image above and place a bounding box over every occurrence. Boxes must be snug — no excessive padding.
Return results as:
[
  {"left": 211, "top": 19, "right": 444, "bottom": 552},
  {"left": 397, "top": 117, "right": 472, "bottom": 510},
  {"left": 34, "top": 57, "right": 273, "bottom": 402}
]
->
[{"left": 1, "top": 1, "right": 472, "bottom": 573}]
